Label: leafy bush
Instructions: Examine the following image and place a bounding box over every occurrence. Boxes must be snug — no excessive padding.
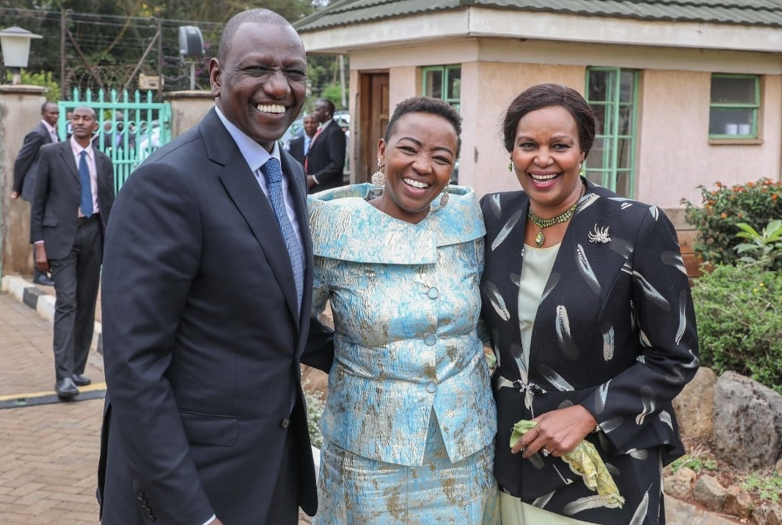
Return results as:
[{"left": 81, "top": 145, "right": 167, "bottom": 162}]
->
[
  {"left": 302, "top": 377, "right": 326, "bottom": 448},
  {"left": 682, "top": 179, "right": 782, "bottom": 270},
  {"left": 691, "top": 264, "right": 782, "bottom": 394}
]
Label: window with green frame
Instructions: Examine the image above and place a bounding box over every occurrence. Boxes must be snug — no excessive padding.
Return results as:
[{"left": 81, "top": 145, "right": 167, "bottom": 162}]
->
[
  {"left": 709, "top": 74, "right": 759, "bottom": 139},
  {"left": 585, "top": 67, "right": 638, "bottom": 198},
  {"left": 422, "top": 65, "right": 461, "bottom": 111}
]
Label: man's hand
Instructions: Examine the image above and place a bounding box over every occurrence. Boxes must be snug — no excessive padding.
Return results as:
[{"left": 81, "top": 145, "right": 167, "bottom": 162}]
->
[
  {"left": 10, "top": 191, "right": 19, "bottom": 199},
  {"left": 34, "top": 243, "right": 49, "bottom": 274},
  {"left": 307, "top": 175, "right": 316, "bottom": 189}
]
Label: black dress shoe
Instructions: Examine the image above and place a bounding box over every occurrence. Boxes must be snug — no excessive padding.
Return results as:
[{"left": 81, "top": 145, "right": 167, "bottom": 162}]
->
[
  {"left": 33, "top": 273, "right": 55, "bottom": 286},
  {"left": 72, "top": 374, "right": 91, "bottom": 386},
  {"left": 55, "top": 377, "right": 79, "bottom": 398}
]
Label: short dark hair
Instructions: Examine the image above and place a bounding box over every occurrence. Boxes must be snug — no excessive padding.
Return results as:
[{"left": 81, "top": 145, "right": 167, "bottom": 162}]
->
[
  {"left": 41, "top": 102, "right": 57, "bottom": 114},
  {"left": 502, "top": 83, "right": 596, "bottom": 156},
  {"left": 317, "top": 98, "right": 335, "bottom": 115},
  {"left": 218, "top": 9, "right": 291, "bottom": 63},
  {"left": 384, "top": 97, "right": 463, "bottom": 157}
]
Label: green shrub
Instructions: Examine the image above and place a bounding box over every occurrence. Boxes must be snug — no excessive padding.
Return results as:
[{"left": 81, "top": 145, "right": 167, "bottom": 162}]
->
[
  {"left": 682, "top": 179, "right": 782, "bottom": 270},
  {"left": 742, "top": 472, "right": 782, "bottom": 503},
  {"left": 692, "top": 264, "right": 782, "bottom": 394},
  {"left": 302, "top": 377, "right": 325, "bottom": 448}
]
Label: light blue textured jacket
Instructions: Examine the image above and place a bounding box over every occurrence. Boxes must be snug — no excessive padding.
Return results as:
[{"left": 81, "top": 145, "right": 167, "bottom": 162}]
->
[{"left": 309, "top": 183, "right": 497, "bottom": 466}]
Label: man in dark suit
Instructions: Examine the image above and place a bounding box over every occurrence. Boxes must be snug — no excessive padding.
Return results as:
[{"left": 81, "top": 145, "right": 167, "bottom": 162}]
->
[
  {"left": 96, "top": 9, "right": 333, "bottom": 525},
  {"left": 12, "top": 101, "right": 61, "bottom": 286},
  {"left": 30, "top": 106, "right": 114, "bottom": 398},
  {"left": 288, "top": 114, "right": 318, "bottom": 165},
  {"left": 305, "top": 98, "right": 347, "bottom": 193}
]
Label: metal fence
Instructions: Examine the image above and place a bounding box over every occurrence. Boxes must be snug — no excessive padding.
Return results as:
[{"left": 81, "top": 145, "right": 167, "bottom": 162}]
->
[{"left": 59, "top": 89, "right": 172, "bottom": 193}]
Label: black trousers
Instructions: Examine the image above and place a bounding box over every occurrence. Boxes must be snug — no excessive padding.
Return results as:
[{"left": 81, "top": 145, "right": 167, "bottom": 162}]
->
[{"left": 49, "top": 217, "right": 102, "bottom": 381}]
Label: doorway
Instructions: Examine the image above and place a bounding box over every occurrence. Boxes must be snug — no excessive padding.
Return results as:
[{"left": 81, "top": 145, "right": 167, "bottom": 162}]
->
[{"left": 356, "top": 71, "right": 389, "bottom": 183}]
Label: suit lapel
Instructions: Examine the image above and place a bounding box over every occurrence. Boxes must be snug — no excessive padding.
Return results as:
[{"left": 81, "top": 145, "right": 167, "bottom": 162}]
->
[
  {"left": 58, "top": 141, "right": 80, "bottom": 183},
  {"left": 208, "top": 124, "right": 301, "bottom": 328}
]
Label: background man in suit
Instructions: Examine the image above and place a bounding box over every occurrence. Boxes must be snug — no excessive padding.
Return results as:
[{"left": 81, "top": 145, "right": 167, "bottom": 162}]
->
[
  {"left": 30, "top": 105, "right": 114, "bottom": 398},
  {"left": 12, "top": 101, "right": 61, "bottom": 286},
  {"left": 305, "top": 98, "right": 346, "bottom": 193},
  {"left": 288, "top": 113, "right": 318, "bottom": 165},
  {"left": 97, "top": 9, "right": 333, "bottom": 525}
]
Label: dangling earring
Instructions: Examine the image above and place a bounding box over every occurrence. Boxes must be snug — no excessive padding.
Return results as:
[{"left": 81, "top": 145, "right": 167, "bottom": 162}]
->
[
  {"left": 371, "top": 158, "right": 385, "bottom": 187},
  {"left": 508, "top": 158, "right": 513, "bottom": 172},
  {"left": 579, "top": 161, "right": 586, "bottom": 177}
]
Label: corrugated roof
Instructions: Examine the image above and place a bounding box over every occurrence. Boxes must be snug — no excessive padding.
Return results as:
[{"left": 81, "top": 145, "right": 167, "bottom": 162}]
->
[{"left": 295, "top": 0, "right": 782, "bottom": 32}]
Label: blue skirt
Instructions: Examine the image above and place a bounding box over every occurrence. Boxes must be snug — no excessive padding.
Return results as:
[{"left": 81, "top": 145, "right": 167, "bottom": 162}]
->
[{"left": 314, "top": 414, "right": 500, "bottom": 525}]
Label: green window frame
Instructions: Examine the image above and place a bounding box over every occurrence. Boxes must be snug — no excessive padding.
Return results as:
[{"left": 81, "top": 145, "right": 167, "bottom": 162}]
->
[
  {"left": 585, "top": 67, "right": 639, "bottom": 198},
  {"left": 709, "top": 74, "right": 760, "bottom": 139},
  {"left": 422, "top": 65, "right": 461, "bottom": 111}
]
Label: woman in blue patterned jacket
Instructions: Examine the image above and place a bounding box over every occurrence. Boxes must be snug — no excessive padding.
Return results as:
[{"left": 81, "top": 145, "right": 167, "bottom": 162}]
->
[
  {"left": 481, "top": 83, "right": 699, "bottom": 524},
  {"left": 308, "top": 97, "right": 499, "bottom": 525}
]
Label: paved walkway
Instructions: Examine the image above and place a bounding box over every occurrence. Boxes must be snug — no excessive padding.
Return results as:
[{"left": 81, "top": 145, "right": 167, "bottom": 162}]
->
[{"left": 0, "top": 292, "right": 105, "bottom": 524}]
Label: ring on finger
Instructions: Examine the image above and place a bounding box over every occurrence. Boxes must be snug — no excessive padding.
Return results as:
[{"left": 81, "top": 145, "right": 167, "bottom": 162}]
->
[{"left": 541, "top": 448, "right": 550, "bottom": 457}]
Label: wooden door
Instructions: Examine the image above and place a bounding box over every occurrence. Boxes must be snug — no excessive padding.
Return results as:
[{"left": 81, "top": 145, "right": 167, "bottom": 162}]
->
[{"left": 356, "top": 71, "right": 389, "bottom": 183}]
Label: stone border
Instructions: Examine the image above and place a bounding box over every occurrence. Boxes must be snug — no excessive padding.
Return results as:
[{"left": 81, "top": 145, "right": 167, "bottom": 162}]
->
[{"left": 1, "top": 275, "right": 102, "bottom": 353}]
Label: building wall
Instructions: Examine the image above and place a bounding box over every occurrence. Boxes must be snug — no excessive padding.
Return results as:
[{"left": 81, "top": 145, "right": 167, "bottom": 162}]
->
[
  {"left": 638, "top": 71, "right": 782, "bottom": 208},
  {"left": 349, "top": 39, "right": 782, "bottom": 209}
]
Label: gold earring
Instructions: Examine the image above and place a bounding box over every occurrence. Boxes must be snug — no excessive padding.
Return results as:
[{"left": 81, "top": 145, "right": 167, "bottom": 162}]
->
[
  {"left": 508, "top": 161, "right": 513, "bottom": 172},
  {"left": 371, "top": 159, "right": 385, "bottom": 187}
]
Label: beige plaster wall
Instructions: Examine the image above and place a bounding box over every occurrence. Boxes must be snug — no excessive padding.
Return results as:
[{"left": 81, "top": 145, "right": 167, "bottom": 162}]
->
[
  {"left": 637, "top": 71, "right": 782, "bottom": 209},
  {"left": 388, "top": 66, "right": 418, "bottom": 109},
  {"left": 165, "top": 91, "right": 214, "bottom": 138},
  {"left": 0, "top": 86, "right": 48, "bottom": 277},
  {"left": 460, "top": 62, "right": 586, "bottom": 197}
]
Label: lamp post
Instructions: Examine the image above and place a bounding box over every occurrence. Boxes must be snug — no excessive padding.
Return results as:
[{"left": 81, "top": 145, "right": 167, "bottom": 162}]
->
[{"left": 0, "top": 26, "right": 43, "bottom": 85}]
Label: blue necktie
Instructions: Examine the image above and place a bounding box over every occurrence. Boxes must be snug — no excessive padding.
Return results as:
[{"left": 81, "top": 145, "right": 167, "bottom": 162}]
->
[
  {"left": 78, "top": 151, "right": 93, "bottom": 217},
  {"left": 260, "top": 158, "right": 303, "bottom": 310}
]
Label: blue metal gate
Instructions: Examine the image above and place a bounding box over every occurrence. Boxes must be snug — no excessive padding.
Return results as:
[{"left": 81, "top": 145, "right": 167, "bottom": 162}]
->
[{"left": 59, "top": 89, "right": 172, "bottom": 193}]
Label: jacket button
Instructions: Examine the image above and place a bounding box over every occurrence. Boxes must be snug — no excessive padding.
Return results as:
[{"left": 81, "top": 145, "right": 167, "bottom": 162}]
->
[
  {"left": 425, "top": 381, "right": 437, "bottom": 394},
  {"left": 427, "top": 287, "right": 439, "bottom": 299},
  {"left": 281, "top": 418, "right": 290, "bottom": 428},
  {"left": 136, "top": 490, "right": 145, "bottom": 500},
  {"left": 424, "top": 333, "right": 437, "bottom": 346}
]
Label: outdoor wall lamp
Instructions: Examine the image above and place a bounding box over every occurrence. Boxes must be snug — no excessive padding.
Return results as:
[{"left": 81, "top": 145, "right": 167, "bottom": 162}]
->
[{"left": 0, "top": 26, "right": 43, "bottom": 85}]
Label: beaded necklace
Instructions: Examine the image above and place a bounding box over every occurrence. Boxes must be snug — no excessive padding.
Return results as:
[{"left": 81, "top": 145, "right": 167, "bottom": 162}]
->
[{"left": 527, "top": 183, "right": 586, "bottom": 248}]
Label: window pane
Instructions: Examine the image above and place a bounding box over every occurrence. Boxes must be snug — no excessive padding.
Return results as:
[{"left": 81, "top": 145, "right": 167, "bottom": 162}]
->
[
  {"left": 709, "top": 108, "right": 754, "bottom": 135},
  {"left": 588, "top": 70, "right": 613, "bottom": 102},
  {"left": 711, "top": 76, "right": 757, "bottom": 105},
  {"left": 446, "top": 67, "right": 461, "bottom": 100},
  {"left": 618, "top": 106, "right": 633, "bottom": 136},
  {"left": 617, "top": 138, "right": 633, "bottom": 169},
  {"left": 586, "top": 170, "right": 604, "bottom": 187},
  {"left": 425, "top": 69, "right": 443, "bottom": 98},
  {"left": 619, "top": 71, "right": 635, "bottom": 103},
  {"left": 590, "top": 103, "right": 611, "bottom": 136},
  {"left": 586, "top": 137, "right": 609, "bottom": 170},
  {"left": 615, "top": 171, "right": 631, "bottom": 198}
]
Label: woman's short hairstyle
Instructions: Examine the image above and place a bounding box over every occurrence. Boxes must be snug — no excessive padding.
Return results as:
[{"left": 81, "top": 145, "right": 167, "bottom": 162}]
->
[
  {"left": 384, "top": 97, "right": 463, "bottom": 157},
  {"left": 502, "top": 83, "right": 596, "bottom": 156}
]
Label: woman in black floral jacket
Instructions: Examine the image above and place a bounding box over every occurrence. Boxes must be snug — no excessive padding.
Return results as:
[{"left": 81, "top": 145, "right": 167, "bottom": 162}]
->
[{"left": 481, "top": 83, "right": 699, "bottom": 525}]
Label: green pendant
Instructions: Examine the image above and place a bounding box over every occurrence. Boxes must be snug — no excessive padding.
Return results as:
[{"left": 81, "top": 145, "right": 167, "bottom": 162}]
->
[{"left": 535, "top": 230, "right": 545, "bottom": 247}]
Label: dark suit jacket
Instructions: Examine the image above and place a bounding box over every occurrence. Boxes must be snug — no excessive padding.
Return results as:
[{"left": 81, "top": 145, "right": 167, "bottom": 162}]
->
[
  {"left": 13, "top": 121, "right": 54, "bottom": 202},
  {"left": 480, "top": 181, "right": 698, "bottom": 520},
  {"left": 97, "top": 109, "right": 334, "bottom": 525},
  {"left": 306, "top": 119, "right": 346, "bottom": 193},
  {"left": 30, "top": 141, "right": 114, "bottom": 260},
  {"left": 288, "top": 133, "right": 307, "bottom": 165}
]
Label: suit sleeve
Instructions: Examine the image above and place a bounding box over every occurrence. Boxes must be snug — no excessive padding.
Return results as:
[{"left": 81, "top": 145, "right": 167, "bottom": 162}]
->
[
  {"left": 312, "top": 127, "right": 346, "bottom": 186},
  {"left": 29, "top": 145, "right": 52, "bottom": 243},
  {"left": 14, "top": 129, "right": 44, "bottom": 194},
  {"left": 101, "top": 161, "right": 213, "bottom": 525},
  {"left": 579, "top": 210, "right": 699, "bottom": 456}
]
